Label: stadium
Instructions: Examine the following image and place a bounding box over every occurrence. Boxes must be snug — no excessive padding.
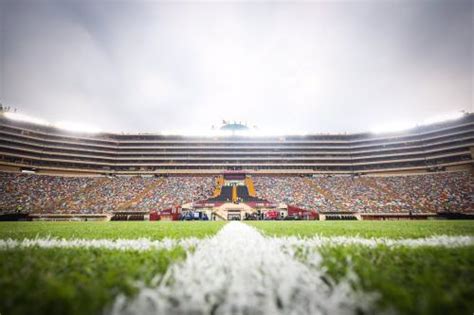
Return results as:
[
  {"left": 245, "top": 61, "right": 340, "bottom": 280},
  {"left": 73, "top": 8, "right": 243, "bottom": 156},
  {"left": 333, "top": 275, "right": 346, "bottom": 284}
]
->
[
  {"left": 0, "top": 107, "right": 473, "bottom": 315},
  {"left": 1, "top": 1, "right": 473, "bottom": 315}
]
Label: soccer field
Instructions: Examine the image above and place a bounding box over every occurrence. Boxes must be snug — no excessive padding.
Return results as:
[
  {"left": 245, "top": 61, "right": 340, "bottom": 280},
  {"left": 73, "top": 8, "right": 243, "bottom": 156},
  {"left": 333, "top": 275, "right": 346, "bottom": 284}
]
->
[{"left": 0, "top": 221, "right": 473, "bottom": 315}]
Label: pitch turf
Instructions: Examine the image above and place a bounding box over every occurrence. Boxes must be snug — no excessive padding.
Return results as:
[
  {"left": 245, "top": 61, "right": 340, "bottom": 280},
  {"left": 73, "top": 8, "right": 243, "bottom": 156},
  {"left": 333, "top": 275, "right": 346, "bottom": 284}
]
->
[
  {"left": 0, "top": 247, "right": 186, "bottom": 315},
  {"left": 318, "top": 245, "right": 474, "bottom": 315},
  {"left": 0, "top": 221, "right": 226, "bottom": 240},
  {"left": 249, "top": 221, "right": 474, "bottom": 315},
  {"left": 0, "top": 220, "right": 473, "bottom": 315},
  {"left": 247, "top": 220, "right": 474, "bottom": 238},
  {"left": 0, "top": 221, "right": 223, "bottom": 315}
]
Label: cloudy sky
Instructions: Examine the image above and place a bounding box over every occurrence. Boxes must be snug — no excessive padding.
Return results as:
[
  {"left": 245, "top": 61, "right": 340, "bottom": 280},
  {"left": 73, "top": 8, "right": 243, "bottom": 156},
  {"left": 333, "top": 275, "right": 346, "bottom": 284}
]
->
[{"left": 0, "top": 0, "right": 472, "bottom": 134}]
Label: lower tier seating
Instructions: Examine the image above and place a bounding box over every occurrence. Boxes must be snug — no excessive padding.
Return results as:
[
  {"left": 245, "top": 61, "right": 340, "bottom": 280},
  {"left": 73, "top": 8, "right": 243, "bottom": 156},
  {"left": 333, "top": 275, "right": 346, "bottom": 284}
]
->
[{"left": 0, "top": 171, "right": 472, "bottom": 214}]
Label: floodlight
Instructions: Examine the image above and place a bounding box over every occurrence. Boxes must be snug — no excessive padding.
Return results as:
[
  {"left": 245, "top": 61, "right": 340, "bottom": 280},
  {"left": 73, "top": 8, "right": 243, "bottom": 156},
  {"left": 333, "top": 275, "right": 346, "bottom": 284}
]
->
[
  {"left": 371, "top": 122, "right": 416, "bottom": 134},
  {"left": 422, "top": 112, "right": 465, "bottom": 125},
  {"left": 3, "top": 112, "right": 49, "bottom": 126},
  {"left": 371, "top": 112, "right": 465, "bottom": 134},
  {"left": 55, "top": 121, "right": 102, "bottom": 133}
]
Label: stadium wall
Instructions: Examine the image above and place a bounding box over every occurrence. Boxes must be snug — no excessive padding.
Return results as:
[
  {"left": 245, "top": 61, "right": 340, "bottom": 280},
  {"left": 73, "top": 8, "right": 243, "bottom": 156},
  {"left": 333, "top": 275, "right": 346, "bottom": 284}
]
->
[{"left": 0, "top": 112, "right": 473, "bottom": 175}]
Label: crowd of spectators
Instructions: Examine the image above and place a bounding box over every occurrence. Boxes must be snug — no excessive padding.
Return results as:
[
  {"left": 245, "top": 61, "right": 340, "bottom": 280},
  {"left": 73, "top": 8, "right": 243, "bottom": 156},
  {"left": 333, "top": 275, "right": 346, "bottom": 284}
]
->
[
  {"left": 132, "top": 176, "right": 215, "bottom": 211},
  {"left": 253, "top": 176, "right": 339, "bottom": 211},
  {"left": 0, "top": 173, "right": 92, "bottom": 213},
  {"left": 312, "top": 176, "right": 411, "bottom": 213},
  {"left": 0, "top": 173, "right": 215, "bottom": 214},
  {"left": 376, "top": 172, "right": 473, "bottom": 213},
  {"left": 1, "top": 171, "right": 472, "bottom": 215},
  {"left": 62, "top": 176, "right": 157, "bottom": 213},
  {"left": 253, "top": 171, "right": 473, "bottom": 213}
]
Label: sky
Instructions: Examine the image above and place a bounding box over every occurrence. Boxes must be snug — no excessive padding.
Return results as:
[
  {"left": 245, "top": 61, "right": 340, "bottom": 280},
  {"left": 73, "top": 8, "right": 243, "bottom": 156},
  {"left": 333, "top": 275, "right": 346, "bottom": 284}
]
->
[{"left": 0, "top": 0, "right": 472, "bottom": 135}]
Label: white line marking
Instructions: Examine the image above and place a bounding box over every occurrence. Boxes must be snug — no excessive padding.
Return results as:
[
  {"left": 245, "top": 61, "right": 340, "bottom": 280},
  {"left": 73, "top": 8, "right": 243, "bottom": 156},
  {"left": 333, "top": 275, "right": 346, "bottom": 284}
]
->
[
  {"left": 271, "top": 234, "right": 474, "bottom": 249},
  {"left": 0, "top": 237, "right": 201, "bottom": 251},
  {"left": 109, "top": 222, "right": 377, "bottom": 315},
  {"left": 1, "top": 234, "right": 472, "bottom": 252}
]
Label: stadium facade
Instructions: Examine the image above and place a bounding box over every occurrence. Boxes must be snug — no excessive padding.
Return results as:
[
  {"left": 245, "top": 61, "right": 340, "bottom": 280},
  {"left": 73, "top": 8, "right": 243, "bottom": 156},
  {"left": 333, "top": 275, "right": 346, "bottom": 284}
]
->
[{"left": 0, "top": 112, "right": 473, "bottom": 175}]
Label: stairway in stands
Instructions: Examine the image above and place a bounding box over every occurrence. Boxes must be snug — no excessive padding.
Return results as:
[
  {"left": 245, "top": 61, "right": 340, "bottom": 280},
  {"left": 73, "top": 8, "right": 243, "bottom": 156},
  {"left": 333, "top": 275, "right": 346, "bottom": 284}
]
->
[
  {"left": 212, "top": 176, "right": 224, "bottom": 198},
  {"left": 245, "top": 176, "right": 256, "bottom": 197}
]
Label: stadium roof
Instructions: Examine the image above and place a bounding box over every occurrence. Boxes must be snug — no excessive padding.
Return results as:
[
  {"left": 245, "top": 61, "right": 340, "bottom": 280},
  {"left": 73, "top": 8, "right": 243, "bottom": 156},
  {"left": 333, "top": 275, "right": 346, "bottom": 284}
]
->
[{"left": 0, "top": 108, "right": 470, "bottom": 137}]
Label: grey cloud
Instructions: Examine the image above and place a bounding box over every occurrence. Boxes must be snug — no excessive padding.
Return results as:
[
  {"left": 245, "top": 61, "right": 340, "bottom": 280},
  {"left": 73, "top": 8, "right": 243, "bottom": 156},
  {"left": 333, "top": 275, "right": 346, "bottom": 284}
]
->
[{"left": 0, "top": 0, "right": 472, "bottom": 134}]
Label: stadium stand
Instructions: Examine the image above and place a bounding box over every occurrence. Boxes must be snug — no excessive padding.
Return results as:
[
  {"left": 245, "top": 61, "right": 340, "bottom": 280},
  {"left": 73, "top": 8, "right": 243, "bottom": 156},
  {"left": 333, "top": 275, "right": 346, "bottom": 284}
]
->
[
  {"left": 0, "top": 110, "right": 472, "bottom": 218},
  {"left": 253, "top": 172, "right": 473, "bottom": 214},
  {"left": 131, "top": 176, "right": 215, "bottom": 210},
  {"left": 1, "top": 171, "right": 471, "bottom": 215},
  {"left": 0, "top": 173, "right": 214, "bottom": 214}
]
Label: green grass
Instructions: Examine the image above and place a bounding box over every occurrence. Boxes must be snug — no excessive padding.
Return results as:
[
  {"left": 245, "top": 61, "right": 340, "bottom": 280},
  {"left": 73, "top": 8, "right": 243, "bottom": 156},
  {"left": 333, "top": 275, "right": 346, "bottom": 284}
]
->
[
  {"left": 317, "top": 245, "right": 474, "bottom": 315},
  {"left": 1, "top": 221, "right": 473, "bottom": 315},
  {"left": 0, "top": 221, "right": 226, "bottom": 240},
  {"left": 0, "top": 221, "right": 226, "bottom": 315},
  {"left": 0, "top": 247, "right": 186, "bottom": 315},
  {"left": 248, "top": 220, "right": 474, "bottom": 238},
  {"left": 252, "top": 221, "right": 474, "bottom": 314}
]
